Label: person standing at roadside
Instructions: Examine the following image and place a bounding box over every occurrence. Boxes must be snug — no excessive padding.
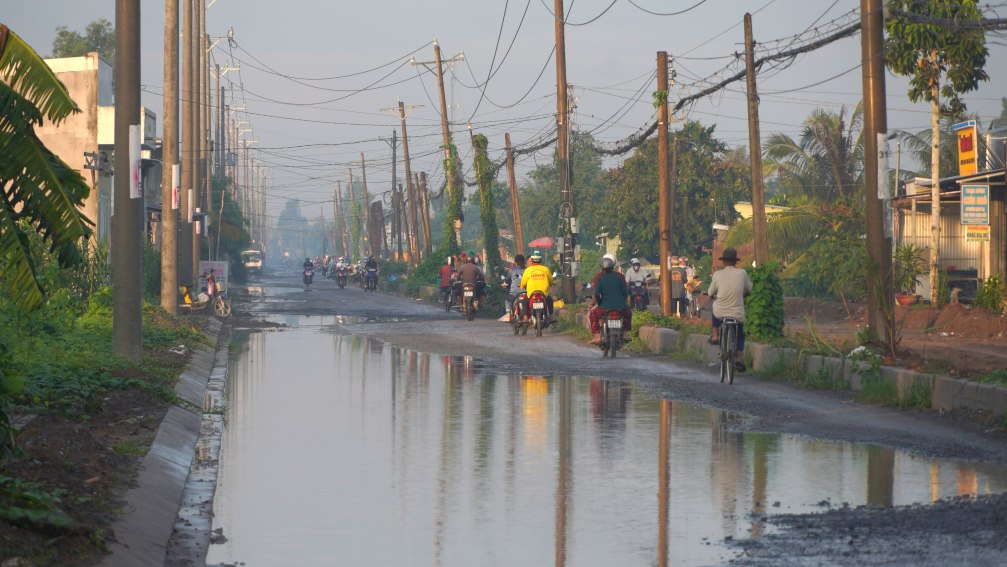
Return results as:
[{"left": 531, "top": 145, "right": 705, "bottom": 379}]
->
[{"left": 669, "top": 258, "right": 687, "bottom": 317}]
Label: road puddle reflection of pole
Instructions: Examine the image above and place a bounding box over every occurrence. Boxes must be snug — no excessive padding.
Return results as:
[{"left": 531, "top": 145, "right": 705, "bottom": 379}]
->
[
  {"left": 657, "top": 399, "right": 671, "bottom": 567},
  {"left": 867, "top": 446, "right": 895, "bottom": 507},
  {"left": 555, "top": 377, "right": 572, "bottom": 567}
]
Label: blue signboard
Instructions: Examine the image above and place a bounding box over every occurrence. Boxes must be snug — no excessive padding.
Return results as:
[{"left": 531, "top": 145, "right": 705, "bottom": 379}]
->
[{"left": 961, "top": 184, "right": 989, "bottom": 225}]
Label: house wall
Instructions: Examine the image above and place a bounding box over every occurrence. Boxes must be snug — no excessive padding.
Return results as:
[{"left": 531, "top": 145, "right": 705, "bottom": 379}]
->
[
  {"left": 898, "top": 192, "right": 1006, "bottom": 299},
  {"left": 36, "top": 53, "right": 114, "bottom": 242}
]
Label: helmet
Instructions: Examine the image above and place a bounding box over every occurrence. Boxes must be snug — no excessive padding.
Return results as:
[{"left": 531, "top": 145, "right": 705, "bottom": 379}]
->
[
  {"left": 446, "top": 257, "right": 452, "bottom": 265},
  {"left": 603, "top": 253, "right": 616, "bottom": 264},
  {"left": 630, "top": 257, "right": 640, "bottom": 265},
  {"left": 600, "top": 257, "right": 615, "bottom": 269},
  {"left": 529, "top": 250, "right": 544, "bottom": 263}
]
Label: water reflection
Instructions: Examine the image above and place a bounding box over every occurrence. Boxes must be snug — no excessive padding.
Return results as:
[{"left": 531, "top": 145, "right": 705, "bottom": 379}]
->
[{"left": 208, "top": 321, "right": 1007, "bottom": 567}]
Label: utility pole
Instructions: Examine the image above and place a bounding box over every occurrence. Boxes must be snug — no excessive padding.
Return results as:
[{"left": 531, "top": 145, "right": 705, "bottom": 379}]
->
[
  {"left": 861, "top": 0, "right": 893, "bottom": 346},
  {"left": 744, "top": 13, "right": 769, "bottom": 265},
  {"left": 332, "top": 188, "right": 340, "bottom": 257},
  {"left": 160, "top": 0, "right": 179, "bottom": 315},
  {"left": 179, "top": 0, "right": 193, "bottom": 287},
  {"left": 320, "top": 206, "right": 326, "bottom": 256},
  {"left": 112, "top": 0, "right": 142, "bottom": 361},
  {"left": 555, "top": 0, "right": 576, "bottom": 302},
  {"left": 216, "top": 77, "right": 224, "bottom": 180},
  {"left": 191, "top": 0, "right": 202, "bottom": 280},
  {"left": 349, "top": 168, "right": 357, "bottom": 257},
  {"left": 657, "top": 51, "right": 672, "bottom": 316},
  {"left": 396, "top": 184, "right": 406, "bottom": 261},
  {"left": 336, "top": 180, "right": 348, "bottom": 256},
  {"left": 202, "top": 25, "right": 211, "bottom": 231},
  {"left": 413, "top": 43, "right": 464, "bottom": 249},
  {"left": 360, "top": 153, "right": 372, "bottom": 257},
  {"left": 419, "top": 171, "right": 432, "bottom": 257},
  {"left": 381, "top": 130, "right": 400, "bottom": 259},
  {"left": 505, "top": 132, "right": 525, "bottom": 257},
  {"left": 398, "top": 101, "right": 420, "bottom": 265}
]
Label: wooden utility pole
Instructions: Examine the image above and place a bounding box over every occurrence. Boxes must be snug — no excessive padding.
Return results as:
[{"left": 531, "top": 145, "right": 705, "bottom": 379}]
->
[
  {"left": 360, "top": 153, "right": 372, "bottom": 257},
  {"left": 861, "top": 0, "right": 893, "bottom": 346},
  {"left": 744, "top": 13, "right": 769, "bottom": 265},
  {"left": 349, "top": 168, "right": 357, "bottom": 257},
  {"left": 160, "top": 0, "right": 178, "bottom": 315},
  {"left": 332, "top": 189, "right": 340, "bottom": 257},
  {"left": 112, "top": 0, "right": 142, "bottom": 361},
  {"left": 555, "top": 0, "right": 575, "bottom": 302},
  {"left": 657, "top": 51, "right": 672, "bottom": 316},
  {"left": 202, "top": 22, "right": 211, "bottom": 222},
  {"left": 398, "top": 101, "right": 419, "bottom": 265},
  {"left": 336, "top": 180, "right": 348, "bottom": 256},
  {"left": 505, "top": 133, "right": 525, "bottom": 256},
  {"left": 179, "top": 0, "right": 193, "bottom": 286},
  {"left": 434, "top": 43, "right": 461, "bottom": 246},
  {"left": 420, "top": 171, "right": 432, "bottom": 256},
  {"left": 395, "top": 184, "right": 404, "bottom": 261}
]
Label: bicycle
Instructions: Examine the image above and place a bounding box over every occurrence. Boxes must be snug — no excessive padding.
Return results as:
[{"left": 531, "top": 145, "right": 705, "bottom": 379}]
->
[{"left": 718, "top": 317, "right": 740, "bottom": 385}]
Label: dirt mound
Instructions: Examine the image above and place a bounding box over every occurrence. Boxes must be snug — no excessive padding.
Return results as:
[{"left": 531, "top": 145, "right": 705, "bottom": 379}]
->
[{"left": 899, "top": 303, "right": 1007, "bottom": 342}]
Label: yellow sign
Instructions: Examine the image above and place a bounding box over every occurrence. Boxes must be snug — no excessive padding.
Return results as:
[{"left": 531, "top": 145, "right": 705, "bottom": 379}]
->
[
  {"left": 965, "top": 225, "right": 990, "bottom": 242},
  {"left": 953, "top": 120, "right": 978, "bottom": 176}
]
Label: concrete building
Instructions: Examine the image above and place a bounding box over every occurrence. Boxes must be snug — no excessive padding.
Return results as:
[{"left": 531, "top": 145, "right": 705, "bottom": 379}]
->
[{"left": 36, "top": 52, "right": 161, "bottom": 244}]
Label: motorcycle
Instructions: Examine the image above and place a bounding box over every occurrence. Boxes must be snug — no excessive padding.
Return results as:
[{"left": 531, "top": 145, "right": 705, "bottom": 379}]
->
[
  {"left": 599, "top": 309, "right": 624, "bottom": 358},
  {"left": 365, "top": 267, "right": 378, "bottom": 291},
  {"left": 510, "top": 291, "right": 531, "bottom": 335},
  {"left": 528, "top": 290, "right": 550, "bottom": 337},
  {"left": 460, "top": 282, "right": 478, "bottom": 321},
  {"left": 178, "top": 277, "right": 231, "bottom": 318},
  {"left": 443, "top": 281, "right": 457, "bottom": 312},
  {"left": 303, "top": 266, "right": 314, "bottom": 287},
  {"left": 630, "top": 280, "right": 648, "bottom": 311}
]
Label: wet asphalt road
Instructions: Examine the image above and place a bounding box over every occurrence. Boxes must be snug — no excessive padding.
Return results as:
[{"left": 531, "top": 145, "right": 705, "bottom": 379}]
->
[{"left": 212, "top": 271, "right": 1007, "bottom": 565}]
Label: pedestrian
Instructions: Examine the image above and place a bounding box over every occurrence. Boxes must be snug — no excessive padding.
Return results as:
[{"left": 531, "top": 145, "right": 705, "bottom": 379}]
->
[{"left": 669, "top": 257, "right": 687, "bottom": 317}]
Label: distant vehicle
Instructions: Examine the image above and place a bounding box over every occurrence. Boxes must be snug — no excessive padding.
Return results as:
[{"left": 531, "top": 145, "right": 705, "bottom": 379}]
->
[{"left": 241, "top": 249, "right": 263, "bottom": 275}]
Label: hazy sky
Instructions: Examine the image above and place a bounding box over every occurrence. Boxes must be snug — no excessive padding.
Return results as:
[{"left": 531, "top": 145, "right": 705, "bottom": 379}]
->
[{"left": 6, "top": 1, "right": 1007, "bottom": 220}]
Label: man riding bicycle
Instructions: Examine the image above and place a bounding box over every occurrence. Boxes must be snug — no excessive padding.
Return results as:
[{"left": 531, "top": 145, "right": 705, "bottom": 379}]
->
[{"left": 706, "top": 247, "right": 752, "bottom": 372}]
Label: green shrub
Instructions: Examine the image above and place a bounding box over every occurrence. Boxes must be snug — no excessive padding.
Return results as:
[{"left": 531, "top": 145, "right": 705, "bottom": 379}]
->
[
  {"left": 745, "top": 261, "right": 784, "bottom": 340},
  {"left": 975, "top": 274, "right": 1007, "bottom": 314}
]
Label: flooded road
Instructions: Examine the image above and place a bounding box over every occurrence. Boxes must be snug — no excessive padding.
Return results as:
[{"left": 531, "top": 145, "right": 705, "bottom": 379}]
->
[{"left": 206, "top": 315, "right": 1007, "bottom": 566}]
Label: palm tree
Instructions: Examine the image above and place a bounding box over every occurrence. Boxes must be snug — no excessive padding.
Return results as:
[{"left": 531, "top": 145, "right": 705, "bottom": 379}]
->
[
  {"left": 763, "top": 104, "right": 864, "bottom": 203},
  {"left": 0, "top": 24, "right": 93, "bottom": 311}
]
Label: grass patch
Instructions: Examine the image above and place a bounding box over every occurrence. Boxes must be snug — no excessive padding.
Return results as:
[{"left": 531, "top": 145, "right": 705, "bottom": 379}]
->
[
  {"left": 976, "top": 369, "right": 1007, "bottom": 387},
  {"left": 855, "top": 376, "right": 898, "bottom": 405},
  {"left": 111, "top": 441, "right": 147, "bottom": 458},
  {"left": 898, "top": 383, "right": 932, "bottom": 410},
  {"left": 756, "top": 350, "right": 850, "bottom": 391}
]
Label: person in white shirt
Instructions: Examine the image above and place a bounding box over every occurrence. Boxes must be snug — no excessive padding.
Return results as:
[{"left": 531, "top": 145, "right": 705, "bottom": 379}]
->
[{"left": 707, "top": 247, "right": 753, "bottom": 371}]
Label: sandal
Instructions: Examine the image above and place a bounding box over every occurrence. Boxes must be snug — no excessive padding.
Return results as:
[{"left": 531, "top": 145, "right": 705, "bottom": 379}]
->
[
  {"left": 734, "top": 361, "right": 746, "bottom": 372},
  {"left": 707, "top": 337, "right": 720, "bottom": 345}
]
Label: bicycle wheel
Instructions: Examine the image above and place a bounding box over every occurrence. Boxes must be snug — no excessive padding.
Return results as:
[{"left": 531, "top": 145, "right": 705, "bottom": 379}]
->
[
  {"left": 214, "top": 297, "right": 232, "bottom": 318},
  {"left": 725, "top": 324, "right": 737, "bottom": 385},
  {"left": 719, "top": 336, "right": 729, "bottom": 383}
]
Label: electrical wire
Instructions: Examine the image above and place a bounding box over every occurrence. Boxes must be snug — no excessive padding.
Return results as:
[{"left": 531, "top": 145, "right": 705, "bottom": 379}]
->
[{"left": 625, "top": 0, "right": 708, "bottom": 17}]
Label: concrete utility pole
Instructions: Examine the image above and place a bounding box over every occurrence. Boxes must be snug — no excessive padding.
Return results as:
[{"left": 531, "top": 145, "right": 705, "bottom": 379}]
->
[
  {"left": 349, "top": 168, "right": 357, "bottom": 257},
  {"left": 555, "top": 0, "right": 576, "bottom": 302},
  {"left": 202, "top": 23, "right": 211, "bottom": 227},
  {"left": 744, "top": 13, "right": 770, "bottom": 265},
  {"left": 861, "top": 0, "right": 893, "bottom": 346},
  {"left": 505, "top": 133, "right": 525, "bottom": 257},
  {"left": 657, "top": 51, "right": 672, "bottom": 316},
  {"left": 112, "top": 0, "right": 142, "bottom": 361},
  {"left": 419, "top": 171, "right": 432, "bottom": 256},
  {"left": 191, "top": 0, "right": 202, "bottom": 280},
  {"left": 332, "top": 189, "right": 340, "bottom": 256},
  {"left": 217, "top": 80, "right": 224, "bottom": 180},
  {"left": 335, "top": 180, "right": 347, "bottom": 257},
  {"left": 160, "top": 0, "right": 179, "bottom": 315},
  {"left": 398, "top": 101, "right": 420, "bottom": 265},
  {"left": 179, "top": 0, "right": 193, "bottom": 286}
]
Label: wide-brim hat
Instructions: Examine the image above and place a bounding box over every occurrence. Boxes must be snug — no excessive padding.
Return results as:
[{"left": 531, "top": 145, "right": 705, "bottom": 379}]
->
[{"left": 719, "top": 247, "right": 739, "bottom": 262}]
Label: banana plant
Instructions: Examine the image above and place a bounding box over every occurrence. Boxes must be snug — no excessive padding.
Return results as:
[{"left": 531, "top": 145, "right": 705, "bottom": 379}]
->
[{"left": 0, "top": 24, "right": 92, "bottom": 312}]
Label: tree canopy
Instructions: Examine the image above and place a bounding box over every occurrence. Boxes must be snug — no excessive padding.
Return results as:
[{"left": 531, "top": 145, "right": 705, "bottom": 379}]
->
[{"left": 51, "top": 19, "right": 115, "bottom": 62}]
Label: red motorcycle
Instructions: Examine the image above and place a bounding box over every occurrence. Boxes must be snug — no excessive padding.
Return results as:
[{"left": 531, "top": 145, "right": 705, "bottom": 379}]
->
[
  {"left": 510, "top": 291, "right": 530, "bottom": 335},
  {"left": 528, "top": 290, "right": 550, "bottom": 337},
  {"left": 599, "top": 310, "right": 624, "bottom": 358}
]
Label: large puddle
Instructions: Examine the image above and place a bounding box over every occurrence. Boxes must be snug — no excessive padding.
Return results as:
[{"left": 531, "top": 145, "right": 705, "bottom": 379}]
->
[{"left": 207, "top": 316, "right": 1007, "bottom": 566}]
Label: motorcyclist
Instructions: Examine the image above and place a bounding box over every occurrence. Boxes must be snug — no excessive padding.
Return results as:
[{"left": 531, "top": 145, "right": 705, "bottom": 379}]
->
[
  {"left": 625, "top": 257, "right": 651, "bottom": 309},
  {"left": 504, "top": 254, "right": 527, "bottom": 320},
  {"left": 594, "top": 256, "right": 630, "bottom": 341},
  {"left": 365, "top": 256, "right": 379, "bottom": 288},
  {"left": 438, "top": 257, "right": 455, "bottom": 302},
  {"left": 456, "top": 254, "right": 486, "bottom": 305},
  {"left": 303, "top": 257, "right": 314, "bottom": 270},
  {"left": 589, "top": 254, "right": 630, "bottom": 343},
  {"left": 519, "top": 250, "right": 554, "bottom": 318}
]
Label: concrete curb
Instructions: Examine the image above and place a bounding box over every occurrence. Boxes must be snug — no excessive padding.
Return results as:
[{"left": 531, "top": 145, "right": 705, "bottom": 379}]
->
[
  {"left": 99, "top": 318, "right": 223, "bottom": 567},
  {"left": 565, "top": 310, "right": 1007, "bottom": 420}
]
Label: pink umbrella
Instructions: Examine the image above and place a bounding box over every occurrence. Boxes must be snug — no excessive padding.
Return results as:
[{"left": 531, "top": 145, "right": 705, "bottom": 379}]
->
[{"left": 528, "top": 236, "right": 555, "bottom": 249}]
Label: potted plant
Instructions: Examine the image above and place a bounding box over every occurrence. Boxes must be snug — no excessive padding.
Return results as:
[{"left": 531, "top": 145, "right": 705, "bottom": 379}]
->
[{"left": 894, "top": 243, "right": 926, "bottom": 305}]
